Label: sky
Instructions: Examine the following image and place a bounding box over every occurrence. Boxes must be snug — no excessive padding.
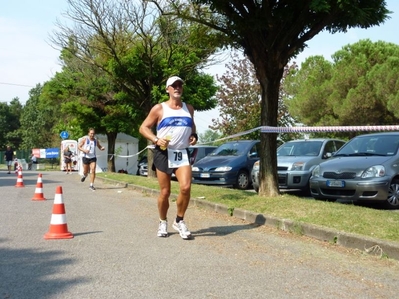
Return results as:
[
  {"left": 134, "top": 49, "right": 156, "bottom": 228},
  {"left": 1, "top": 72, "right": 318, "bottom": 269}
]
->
[{"left": 1, "top": 0, "right": 399, "bottom": 135}]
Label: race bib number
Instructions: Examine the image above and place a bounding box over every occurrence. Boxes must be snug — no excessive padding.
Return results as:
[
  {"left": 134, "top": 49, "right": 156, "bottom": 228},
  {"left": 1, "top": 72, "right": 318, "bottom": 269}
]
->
[{"left": 167, "top": 149, "right": 189, "bottom": 168}]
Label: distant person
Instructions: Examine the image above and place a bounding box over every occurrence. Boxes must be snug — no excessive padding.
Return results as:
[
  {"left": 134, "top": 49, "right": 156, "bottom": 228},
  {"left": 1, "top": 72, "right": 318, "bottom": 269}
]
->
[
  {"left": 139, "top": 76, "right": 198, "bottom": 239},
  {"left": 78, "top": 128, "right": 105, "bottom": 191},
  {"left": 4, "top": 146, "right": 14, "bottom": 174},
  {"left": 28, "top": 153, "right": 38, "bottom": 170},
  {"left": 63, "top": 146, "right": 73, "bottom": 174}
]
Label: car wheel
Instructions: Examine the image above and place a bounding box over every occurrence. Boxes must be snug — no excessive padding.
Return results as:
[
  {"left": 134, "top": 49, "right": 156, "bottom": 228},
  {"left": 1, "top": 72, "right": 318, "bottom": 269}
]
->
[
  {"left": 235, "top": 170, "right": 249, "bottom": 190},
  {"left": 385, "top": 178, "right": 399, "bottom": 209}
]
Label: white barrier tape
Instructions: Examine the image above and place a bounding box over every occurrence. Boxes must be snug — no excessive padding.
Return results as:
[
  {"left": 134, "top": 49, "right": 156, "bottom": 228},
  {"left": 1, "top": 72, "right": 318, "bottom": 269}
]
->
[
  {"left": 199, "top": 127, "right": 260, "bottom": 145},
  {"left": 101, "top": 147, "right": 151, "bottom": 160},
  {"left": 199, "top": 124, "right": 399, "bottom": 145},
  {"left": 260, "top": 125, "right": 399, "bottom": 133}
]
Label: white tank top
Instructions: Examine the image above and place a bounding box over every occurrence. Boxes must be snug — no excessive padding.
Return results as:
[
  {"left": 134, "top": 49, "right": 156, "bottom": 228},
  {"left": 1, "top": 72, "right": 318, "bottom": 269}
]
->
[
  {"left": 157, "top": 102, "right": 193, "bottom": 149},
  {"left": 82, "top": 137, "right": 97, "bottom": 158}
]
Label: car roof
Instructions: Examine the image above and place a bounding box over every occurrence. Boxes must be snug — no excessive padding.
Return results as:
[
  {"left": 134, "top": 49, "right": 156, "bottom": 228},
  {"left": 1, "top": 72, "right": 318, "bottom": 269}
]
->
[
  {"left": 224, "top": 140, "right": 259, "bottom": 143},
  {"left": 355, "top": 132, "right": 399, "bottom": 138},
  {"left": 284, "top": 138, "right": 344, "bottom": 143},
  {"left": 189, "top": 145, "right": 217, "bottom": 148}
]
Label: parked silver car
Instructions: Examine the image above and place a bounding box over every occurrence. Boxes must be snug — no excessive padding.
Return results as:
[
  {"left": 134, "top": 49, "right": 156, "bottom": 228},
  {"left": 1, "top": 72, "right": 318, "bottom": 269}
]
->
[
  {"left": 136, "top": 156, "right": 148, "bottom": 176},
  {"left": 252, "top": 138, "right": 346, "bottom": 193},
  {"left": 309, "top": 132, "right": 399, "bottom": 209}
]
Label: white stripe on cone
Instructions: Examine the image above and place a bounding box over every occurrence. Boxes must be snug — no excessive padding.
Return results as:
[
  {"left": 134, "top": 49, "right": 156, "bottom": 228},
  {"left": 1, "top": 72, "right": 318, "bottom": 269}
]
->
[
  {"left": 50, "top": 213, "right": 67, "bottom": 225},
  {"left": 54, "top": 193, "right": 63, "bottom": 204}
]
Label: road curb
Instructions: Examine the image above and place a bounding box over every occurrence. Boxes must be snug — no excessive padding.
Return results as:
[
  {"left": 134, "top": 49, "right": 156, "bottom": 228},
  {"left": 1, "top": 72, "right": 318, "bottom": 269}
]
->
[{"left": 98, "top": 177, "right": 399, "bottom": 261}]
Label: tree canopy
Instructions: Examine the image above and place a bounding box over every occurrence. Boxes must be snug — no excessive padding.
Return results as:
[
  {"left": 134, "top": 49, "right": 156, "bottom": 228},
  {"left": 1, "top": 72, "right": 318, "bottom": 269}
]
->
[
  {"left": 285, "top": 39, "right": 399, "bottom": 139},
  {"left": 198, "top": 129, "right": 222, "bottom": 145},
  {"left": 212, "top": 51, "right": 298, "bottom": 141},
  {"left": 0, "top": 98, "right": 22, "bottom": 149},
  {"left": 51, "top": 0, "right": 222, "bottom": 114},
  {"left": 46, "top": 0, "right": 223, "bottom": 173}
]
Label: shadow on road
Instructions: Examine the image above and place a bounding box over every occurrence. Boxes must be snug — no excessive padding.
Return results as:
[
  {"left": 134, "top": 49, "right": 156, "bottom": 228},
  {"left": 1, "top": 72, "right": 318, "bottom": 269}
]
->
[
  {"left": 193, "top": 223, "right": 260, "bottom": 237},
  {"left": 0, "top": 238, "right": 87, "bottom": 298}
]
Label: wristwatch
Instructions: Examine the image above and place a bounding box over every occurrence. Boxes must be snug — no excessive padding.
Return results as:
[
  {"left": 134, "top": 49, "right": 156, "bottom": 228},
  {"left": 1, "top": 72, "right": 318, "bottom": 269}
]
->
[{"left": 153, "top": 137, "right": 159, "bottom": 144}]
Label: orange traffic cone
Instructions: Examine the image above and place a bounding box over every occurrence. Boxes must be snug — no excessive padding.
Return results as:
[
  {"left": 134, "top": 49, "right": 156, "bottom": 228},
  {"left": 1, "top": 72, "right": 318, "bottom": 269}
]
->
[
  {"left": 32, "top": 173, "right": 46, "bottom": 201},
  {"left": 44, "top": 186, "right": 73, "bottom": 239},
  {"left": 15, "top": 168, "right": 24, "bottom": 187},
  {"left": 15, "top": 164, "right": 22, "bottom": 174}
]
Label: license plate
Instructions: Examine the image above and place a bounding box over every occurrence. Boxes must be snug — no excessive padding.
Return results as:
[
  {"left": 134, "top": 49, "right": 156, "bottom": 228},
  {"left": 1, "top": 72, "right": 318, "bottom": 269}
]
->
[
  {"left": 326, "top": 180, "right": 345, "bottom": 187},
  {"left": 200, "top": 173, "right": 210, "bottom": 178}
]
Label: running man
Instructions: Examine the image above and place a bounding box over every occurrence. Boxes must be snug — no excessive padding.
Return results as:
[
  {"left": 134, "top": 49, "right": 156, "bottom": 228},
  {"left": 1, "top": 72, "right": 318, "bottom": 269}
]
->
[
  {"left": 139, "top": 76, "right": 198, "bottom": 239},
  {"left": 78, "top": 128, "right": 105, "bottom": 191}
]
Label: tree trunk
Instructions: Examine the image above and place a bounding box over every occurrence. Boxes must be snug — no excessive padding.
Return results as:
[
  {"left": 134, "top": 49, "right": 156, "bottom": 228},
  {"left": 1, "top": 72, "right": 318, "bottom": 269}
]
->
[
  {"left": 146, "top": 142, "right": 156, "bottom": 178},
  {"left": 250, "top": 53, "right": 284, "bottom": 197},
  {"left": 106, "top": 132, "right": 117, "bottom": 172}
]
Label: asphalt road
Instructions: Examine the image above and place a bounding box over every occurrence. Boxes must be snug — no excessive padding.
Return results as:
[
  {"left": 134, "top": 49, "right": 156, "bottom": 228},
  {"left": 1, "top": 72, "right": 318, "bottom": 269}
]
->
[{"left": 1, "top": 170, "right": 398, "bottom": 299}]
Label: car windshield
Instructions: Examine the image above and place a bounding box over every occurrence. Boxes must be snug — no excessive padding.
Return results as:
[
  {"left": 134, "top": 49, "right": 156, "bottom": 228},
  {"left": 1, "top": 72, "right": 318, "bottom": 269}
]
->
[
  {"left": 277, "top": 141, "right": 322, "bottom": 156},
  {"left": 334, "top": 135, "right": 399, "bottom": 157},
  {"left": 210, "top": 142, "right": 249, "bottom": 156}
]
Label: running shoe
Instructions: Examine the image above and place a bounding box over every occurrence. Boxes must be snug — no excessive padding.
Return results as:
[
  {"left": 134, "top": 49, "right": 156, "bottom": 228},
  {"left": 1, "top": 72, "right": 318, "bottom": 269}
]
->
[
  {"left": 173, "top": 220, "right": 192, "bottom": 240},
  {"left": 89, "top": 186, "right": 96, "bottom": 191},
  {"left": 81, "top": 175, "right": 86, "bottom": 182},
  {"left": 157, "top": 220, "right": 168, "bottom": 237}
]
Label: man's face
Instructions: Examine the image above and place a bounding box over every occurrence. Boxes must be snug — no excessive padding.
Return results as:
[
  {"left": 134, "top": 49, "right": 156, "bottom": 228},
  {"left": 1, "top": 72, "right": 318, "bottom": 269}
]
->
[
  {"left": 167, "top": 81, "right": 183, "bottom": 97},
  {"left": 88, "top": 130, "right": 95, "bottom": 139}
]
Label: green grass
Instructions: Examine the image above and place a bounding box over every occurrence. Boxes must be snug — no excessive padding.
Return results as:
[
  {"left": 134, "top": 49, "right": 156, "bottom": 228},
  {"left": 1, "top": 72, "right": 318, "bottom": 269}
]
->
[{"left": 98, "top": 172, "right": 399, "bottom": 243}]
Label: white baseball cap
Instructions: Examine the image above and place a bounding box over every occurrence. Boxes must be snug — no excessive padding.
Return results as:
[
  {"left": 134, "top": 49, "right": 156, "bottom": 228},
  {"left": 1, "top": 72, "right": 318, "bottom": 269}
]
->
[{"left": 166, "top": 76, "right": 184, "bottom": 88}]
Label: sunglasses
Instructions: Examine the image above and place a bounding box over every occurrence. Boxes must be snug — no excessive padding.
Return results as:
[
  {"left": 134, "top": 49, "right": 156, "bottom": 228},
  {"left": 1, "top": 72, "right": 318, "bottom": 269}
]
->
[{"left": 170, "top": 83, "right": 183, "bottom": 88}]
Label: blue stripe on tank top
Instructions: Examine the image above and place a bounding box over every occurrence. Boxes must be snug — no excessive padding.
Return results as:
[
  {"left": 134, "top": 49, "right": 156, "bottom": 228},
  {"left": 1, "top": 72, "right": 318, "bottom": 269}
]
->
[{"left": 157, "top": 116, "right": 193, "bottom": 130}]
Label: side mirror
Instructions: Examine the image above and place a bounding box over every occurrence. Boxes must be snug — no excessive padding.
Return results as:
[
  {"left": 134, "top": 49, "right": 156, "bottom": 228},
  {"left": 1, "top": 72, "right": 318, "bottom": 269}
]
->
[
  {"left": 323, "top": 152, "right": 332, "bottom": 159},
  {"left": 249, "top": 152, "right": 258, "bottom": 158}
]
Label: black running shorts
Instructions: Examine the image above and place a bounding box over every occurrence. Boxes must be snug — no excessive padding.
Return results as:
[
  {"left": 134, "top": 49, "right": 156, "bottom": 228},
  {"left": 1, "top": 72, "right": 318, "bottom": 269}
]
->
[
  {"left": 152, "top": 146, "right": 190, "bottom": 175},
  {"left": 82, "top": 157, "right": 97, "bottom": 165}
]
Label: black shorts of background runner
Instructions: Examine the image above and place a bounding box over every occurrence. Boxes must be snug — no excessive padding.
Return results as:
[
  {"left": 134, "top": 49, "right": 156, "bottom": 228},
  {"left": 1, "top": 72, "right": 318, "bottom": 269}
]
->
[
  {"left": 82, "top": 157, "right": 97, "bottom": 165},
  {"left": 152, "top": 146, "right": 190, "bottom": 175}
]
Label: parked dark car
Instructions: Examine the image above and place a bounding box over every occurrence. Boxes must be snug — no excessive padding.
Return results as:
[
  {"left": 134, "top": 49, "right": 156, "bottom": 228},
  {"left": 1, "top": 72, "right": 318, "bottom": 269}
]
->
[
  {"left": 137, "top": 145, "right": 217, "bottom": 176},
  {"left": 191, "top": 140, "right": 261, "bottom": 189},
  {"left": 309, "top": 132, "right": 399, "bottom": 209},
  {"left": 251, "top": 138, "right": 346, "bottom": 193},
  {"left": 188, "top": 145, "right": 218, "bottom": 165}
]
